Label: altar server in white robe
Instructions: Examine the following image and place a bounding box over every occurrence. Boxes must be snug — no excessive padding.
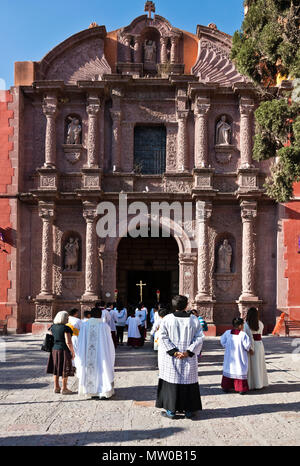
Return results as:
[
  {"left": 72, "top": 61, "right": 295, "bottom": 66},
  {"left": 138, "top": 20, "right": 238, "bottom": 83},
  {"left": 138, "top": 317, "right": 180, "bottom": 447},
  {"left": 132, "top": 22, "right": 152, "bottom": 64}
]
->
[
  {"left": 135, "top": 303, "right": 148, "bottom": 340},
  {"left": 106, "top": 303, "right": 118, "bottom": 347},
  {"left": 156, "top": 295, "right": 204, "bottom": 419},
  {"left": 126, "top": 308, "right": 143, "bottom": 348},
  {"left": 76, "top": 308, "right": 115, "bottom": 399},
  {"left": 220, "top": 317, "right": 252, "bottom": 394},
  {"left": 244, "top": 307, "right": 268, "bottom": 390}
]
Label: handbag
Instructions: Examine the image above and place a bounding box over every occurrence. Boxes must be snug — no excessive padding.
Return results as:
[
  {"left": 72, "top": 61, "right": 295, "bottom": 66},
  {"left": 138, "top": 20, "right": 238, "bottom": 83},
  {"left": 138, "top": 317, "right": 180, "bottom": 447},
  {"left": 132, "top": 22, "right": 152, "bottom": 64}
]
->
[{"left": 41, "top": 328, "right": 54, "bottom": 352}]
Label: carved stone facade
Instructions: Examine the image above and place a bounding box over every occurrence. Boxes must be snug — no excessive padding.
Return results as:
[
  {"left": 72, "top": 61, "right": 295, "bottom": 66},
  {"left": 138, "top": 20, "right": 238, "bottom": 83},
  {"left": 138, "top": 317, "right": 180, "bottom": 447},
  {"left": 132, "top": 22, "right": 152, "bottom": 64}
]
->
[{"left": 5, "top": 10, "right": 278, "bottom": 334}]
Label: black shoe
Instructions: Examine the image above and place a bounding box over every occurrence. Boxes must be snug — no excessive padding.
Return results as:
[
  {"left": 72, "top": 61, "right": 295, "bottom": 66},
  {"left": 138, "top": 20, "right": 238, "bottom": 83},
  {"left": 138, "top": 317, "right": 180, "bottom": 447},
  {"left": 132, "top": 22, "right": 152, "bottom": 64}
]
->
[
  {"left": 239, "top": 391, "right": 246, "bottom": 395},
  {"left": 185, "top": 411, "right": 196, "bottom": 419}
]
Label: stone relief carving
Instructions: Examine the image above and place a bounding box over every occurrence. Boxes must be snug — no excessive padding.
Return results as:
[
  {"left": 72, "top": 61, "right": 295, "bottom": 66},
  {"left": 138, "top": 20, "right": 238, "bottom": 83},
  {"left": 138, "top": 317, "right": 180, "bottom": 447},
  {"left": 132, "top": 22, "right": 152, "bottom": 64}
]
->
[
  {"left": 64, "top": 237, "right": 80, "bottom": 271},
  {"left": 144, "top": 40, "right": 157, "bottom": 63},
  {"left": 66, "top": 116, "right": 82, "bottom": 145},
  {"left": 216, "top": 115, "right": 231, "bottom": 145},
  {"left": 217, "top": 239, "right": 232, "bottom": 273}
]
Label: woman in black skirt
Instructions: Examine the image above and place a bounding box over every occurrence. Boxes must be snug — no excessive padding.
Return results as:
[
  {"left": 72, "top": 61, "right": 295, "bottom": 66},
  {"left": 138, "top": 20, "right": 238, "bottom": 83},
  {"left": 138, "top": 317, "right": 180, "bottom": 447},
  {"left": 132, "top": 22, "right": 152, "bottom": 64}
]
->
[{"left": 46, "top": 310, "right": 76, "bottom": 394}]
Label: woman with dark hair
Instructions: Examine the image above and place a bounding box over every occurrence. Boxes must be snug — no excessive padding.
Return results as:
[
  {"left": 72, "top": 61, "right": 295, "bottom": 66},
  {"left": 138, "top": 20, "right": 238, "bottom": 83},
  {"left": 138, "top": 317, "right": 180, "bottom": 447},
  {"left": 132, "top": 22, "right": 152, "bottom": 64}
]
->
[{"left": 244, "top": 307, "right": 268, "bottom": 390}]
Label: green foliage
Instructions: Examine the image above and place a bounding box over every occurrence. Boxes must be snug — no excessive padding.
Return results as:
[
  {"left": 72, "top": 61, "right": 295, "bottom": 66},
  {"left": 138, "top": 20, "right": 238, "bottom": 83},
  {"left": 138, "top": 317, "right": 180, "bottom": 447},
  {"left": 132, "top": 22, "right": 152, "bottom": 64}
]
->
[
  {"left": 232, "top": 1, "right": 300, "bottom": 202},
  {"left": 264, "top": 146, "right": 300, "bottom": 202}
]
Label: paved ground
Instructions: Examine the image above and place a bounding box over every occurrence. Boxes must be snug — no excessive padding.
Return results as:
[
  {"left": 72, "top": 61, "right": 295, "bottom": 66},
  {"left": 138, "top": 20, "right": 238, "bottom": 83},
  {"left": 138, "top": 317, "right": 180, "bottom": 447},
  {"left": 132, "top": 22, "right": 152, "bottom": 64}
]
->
[{"left": 0, "top": 333, "right": 299, "bottom": 446}]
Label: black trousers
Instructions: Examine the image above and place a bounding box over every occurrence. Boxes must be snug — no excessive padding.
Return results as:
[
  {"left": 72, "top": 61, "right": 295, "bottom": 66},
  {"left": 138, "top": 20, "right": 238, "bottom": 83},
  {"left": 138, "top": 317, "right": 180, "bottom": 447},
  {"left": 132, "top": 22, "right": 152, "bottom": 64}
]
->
[{"left": 116, "top": 326, "right": 125, "bottom": 344}]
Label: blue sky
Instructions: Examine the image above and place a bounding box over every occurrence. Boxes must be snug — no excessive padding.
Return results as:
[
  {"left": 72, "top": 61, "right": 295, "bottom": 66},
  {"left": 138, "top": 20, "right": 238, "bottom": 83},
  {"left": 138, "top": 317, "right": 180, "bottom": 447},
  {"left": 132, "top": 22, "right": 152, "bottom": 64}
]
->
[{"left": 0, "top": 0, "right": 244, "bottom": 88}]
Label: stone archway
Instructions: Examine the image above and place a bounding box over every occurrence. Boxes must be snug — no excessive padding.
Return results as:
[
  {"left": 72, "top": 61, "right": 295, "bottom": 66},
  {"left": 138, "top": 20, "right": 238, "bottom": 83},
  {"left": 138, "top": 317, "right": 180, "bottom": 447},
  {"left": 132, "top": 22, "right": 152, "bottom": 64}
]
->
[{"left": 99, "top": 215, "right": 196, "bottom": 305}]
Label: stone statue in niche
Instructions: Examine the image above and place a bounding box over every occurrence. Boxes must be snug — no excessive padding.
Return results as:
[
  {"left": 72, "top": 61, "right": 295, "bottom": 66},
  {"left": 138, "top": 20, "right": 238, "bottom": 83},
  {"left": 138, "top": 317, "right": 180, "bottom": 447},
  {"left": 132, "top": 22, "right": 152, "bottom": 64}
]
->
[
  {"left": 217, "top": 239, "right": 232, "bottom": 273},
  {"left": 144, "top": 40, "right": 157, "bottom": 63},
  {"left": 64, "top": 237, "right": 80, "bottom": 271},
  {"left": 66, "top": 117, "right": 82, "bottom": 145},
  {"left": 216, "top": 115, "right": 231, "bottom": 145}
]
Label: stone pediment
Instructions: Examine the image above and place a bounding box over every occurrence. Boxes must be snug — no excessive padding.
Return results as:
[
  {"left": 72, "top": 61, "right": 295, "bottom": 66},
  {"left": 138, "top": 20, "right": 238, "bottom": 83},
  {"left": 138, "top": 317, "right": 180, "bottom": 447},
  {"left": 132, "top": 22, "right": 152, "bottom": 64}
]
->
[
  {"left": 192, "top": 25, "right": 248, "bottom": 85},
  {"left": 38, "top": 26, "right": 111, "bottom": 84},
  {"left": 118, "top": 14, "right": 182, "bottom": 40}
]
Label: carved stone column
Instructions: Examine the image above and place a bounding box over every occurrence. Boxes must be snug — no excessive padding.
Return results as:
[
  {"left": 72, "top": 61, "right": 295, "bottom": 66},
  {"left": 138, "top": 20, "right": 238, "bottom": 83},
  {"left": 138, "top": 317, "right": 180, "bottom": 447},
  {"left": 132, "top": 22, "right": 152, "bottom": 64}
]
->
[
  {"left": 124, "top": 35, "right": 132, "bottom": 63},
  {"left": 160, "top": 37, "right": 168, "bottom": 64},
  {"left": 177, "top": 111, "right": 189, "bottom": 171},
  {"left": 240, "top": 200, "right": 257, "bottom": 298},
  {"left": 195, "top": 200, "right": 212, "bottom": 300},
  {"left": 86, "top": 94, "right": 101, "bottom": 167},
  {"left": 134, "top": 36, "right": 142, "bottom": 63},
  {"left": 43, "top": 94, "right": 58, "bottom": 168},
  {"left": 239, "top": 99, "right": 254, "bottom": 168},
  {"left": 179, "top": 252, "right": 197, "bottom": 303},
  {"left": 38, "top": 202, "right": 55, "bottom": 297},
  {"left": 110, "top": 109, "right": 122, "bottom": 172},
  {"left": 100, "top": 250, "right": 118, "bottom": 301},
  {"left": 82, "top": 202, "right": 98, "bottom": 300},
  {"left": 194, "top": 98, "right": 210, "bottom": 168},
  {"left": 238, "top": 200, "right": 262, "bottom": 318},
  {"left": 170, "top": 36, "right": 178, "bottom": 64}
]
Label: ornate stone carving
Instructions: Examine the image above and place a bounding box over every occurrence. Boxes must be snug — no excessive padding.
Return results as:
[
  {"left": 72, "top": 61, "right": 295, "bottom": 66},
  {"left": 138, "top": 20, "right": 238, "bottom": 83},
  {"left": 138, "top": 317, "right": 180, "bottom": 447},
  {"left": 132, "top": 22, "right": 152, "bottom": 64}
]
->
[
  {"left": 217, "top": 239, "right": 232, "bottom": 273},
  {"left": 239, "top": 99, "right": 254, "bottom": 167},
  {"left": 195, "top": 200, "right": 212, "bottom": 300},
  {"left": 63, "top": 145, "right": 82, "bottom": 165},
  {"left": 66, "top": 116, "right": 82, "bottom": 145},
  {"left": 194, "top": 98, "right": 210, "bottom": 168},
  {"left": 86, "top": 95, "right": 101, "bottom": 167},
  {"left": 216, "top": 115, "right": 231, "bottom": 145},
  {"left": 164, "top": 178, "right": 192, "bottom": 193},
  {"left": 35, "top": 304, "right": 53, "bottom": 322},
  {"left": 43, "top": 94, "right": 58, "bottom": 168},
  {"left": 110, "top": 109, "right": 122, "bottom": 171},
  {"left": 240, "top": 201, "right": 257, "bottom": 298},
  {"left": 192, "top": 39, "right": 248, "bottom": 84},
  {"left": 177, "top": 111, "right": 189, "bottom": 171},
  {"left": 83, "top": 203, "right": 98, "bottom": 298},
  {"left": 38, "top": 203, "right": 55, "bottom": 297},
  {"left": 144, "top": 40, "right": 157, "bottom": 63},
  {"left": 64, "top": 237, "right": 80, "bottom": 271}
]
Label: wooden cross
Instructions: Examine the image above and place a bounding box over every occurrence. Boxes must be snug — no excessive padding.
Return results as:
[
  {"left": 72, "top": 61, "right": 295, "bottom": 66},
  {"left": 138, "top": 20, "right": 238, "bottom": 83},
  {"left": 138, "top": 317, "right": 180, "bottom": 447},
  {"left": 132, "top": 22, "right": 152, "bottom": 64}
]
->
[
  {"left": 136, "top": 280, "right": 147, "bottom": 302},
  {"left": 144, "top": 1, "right": 155, "bottom": 19}
]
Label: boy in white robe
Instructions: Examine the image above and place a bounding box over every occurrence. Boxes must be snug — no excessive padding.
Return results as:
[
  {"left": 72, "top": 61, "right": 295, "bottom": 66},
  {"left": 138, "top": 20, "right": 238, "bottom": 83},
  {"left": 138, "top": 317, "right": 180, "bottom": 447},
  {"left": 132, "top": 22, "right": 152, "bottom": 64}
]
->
[
  {"left": 135, "top": 303, "right": 148, "bottom": 341},
  {"left": 106, "top": 303, "right": 118, "bottom": 348},
  {"left": 220, "top": 317, "right": 252, "bottom": 394},
  {"left": 126, "top": 309, "right": 143, "bottom": 348},
  {"left": 76, "top": 307, "right": 115, "bottom": 399}
]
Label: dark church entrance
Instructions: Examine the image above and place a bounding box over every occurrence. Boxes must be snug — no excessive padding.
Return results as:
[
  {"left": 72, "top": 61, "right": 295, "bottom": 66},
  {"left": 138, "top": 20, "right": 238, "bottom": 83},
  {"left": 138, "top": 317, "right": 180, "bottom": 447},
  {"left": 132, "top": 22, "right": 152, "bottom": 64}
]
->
[{"left": 117, "top": 235, "right": 179, "bottom": 314}]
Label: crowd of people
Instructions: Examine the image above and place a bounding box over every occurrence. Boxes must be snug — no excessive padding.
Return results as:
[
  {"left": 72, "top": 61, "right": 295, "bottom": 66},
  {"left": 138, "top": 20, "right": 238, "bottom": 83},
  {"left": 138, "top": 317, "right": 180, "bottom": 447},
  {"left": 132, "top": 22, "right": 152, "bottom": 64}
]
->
[{"left": 46, "top": 296, "right": 269, "bottom": 419}]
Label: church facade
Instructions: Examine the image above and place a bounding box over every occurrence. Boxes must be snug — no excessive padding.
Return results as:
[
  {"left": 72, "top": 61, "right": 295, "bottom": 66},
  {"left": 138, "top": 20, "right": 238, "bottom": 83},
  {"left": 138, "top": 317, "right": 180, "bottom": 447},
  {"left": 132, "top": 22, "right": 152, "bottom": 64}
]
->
[{"left": 0, "top": 10, "right": 280, "bottom": 335}]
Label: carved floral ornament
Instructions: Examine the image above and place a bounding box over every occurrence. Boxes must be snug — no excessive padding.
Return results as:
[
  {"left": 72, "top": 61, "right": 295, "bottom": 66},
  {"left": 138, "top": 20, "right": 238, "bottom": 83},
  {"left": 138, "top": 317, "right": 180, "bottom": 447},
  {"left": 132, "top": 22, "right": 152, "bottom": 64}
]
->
[
  {"left": 42, "top": 95, "right": 58, "bottom": 117},
  {"left": 241, "top": 202, "right": 257, "bottom": 221},
  {"left": 38, "top": 205, "right": 55, "bottom": 220}
]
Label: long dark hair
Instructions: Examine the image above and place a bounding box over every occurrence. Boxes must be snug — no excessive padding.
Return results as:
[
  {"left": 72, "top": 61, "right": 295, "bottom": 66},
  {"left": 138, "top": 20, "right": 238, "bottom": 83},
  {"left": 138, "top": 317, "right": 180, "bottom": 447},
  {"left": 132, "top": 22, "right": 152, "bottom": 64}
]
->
[{"left": 246, "top": 307, "right": 259, "bottom": 331}]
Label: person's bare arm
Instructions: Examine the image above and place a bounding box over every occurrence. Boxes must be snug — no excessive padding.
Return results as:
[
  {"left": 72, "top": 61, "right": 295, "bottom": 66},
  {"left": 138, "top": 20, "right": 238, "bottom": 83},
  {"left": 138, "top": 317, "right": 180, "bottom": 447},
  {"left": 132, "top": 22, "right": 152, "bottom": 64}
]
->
[{"left": 65, "top": 332, "right": 75, "bottom": 359}]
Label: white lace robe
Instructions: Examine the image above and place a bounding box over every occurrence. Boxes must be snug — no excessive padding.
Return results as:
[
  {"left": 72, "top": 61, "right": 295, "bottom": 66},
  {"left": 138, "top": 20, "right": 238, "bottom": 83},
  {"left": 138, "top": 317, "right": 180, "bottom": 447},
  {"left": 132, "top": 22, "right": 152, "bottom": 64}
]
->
[
  {"left": 76, "top": 318, "right": 115, "bottom": 398},
  {"left": 158, "top": 314, "right": 204, "bottom": 384},
  {"left": 220, "top": 330, "right": 251, "bottom": 380}
]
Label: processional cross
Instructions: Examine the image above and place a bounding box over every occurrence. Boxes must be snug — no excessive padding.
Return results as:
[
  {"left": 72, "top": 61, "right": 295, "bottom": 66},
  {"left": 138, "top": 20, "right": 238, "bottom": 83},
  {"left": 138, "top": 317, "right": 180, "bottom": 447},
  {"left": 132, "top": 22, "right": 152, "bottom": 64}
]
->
[
  {"left": 144, "top": 1, "right": 155, "bottom": 19},
  {"left": 136, "top": 280, "right": 147, "bottom": 302}
]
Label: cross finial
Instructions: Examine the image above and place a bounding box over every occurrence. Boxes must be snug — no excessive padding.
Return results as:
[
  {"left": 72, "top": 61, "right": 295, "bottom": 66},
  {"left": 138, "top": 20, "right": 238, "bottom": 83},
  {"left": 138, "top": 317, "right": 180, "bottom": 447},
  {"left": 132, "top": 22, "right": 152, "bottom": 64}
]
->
[{"left": 144, "top": 1, "right": 155, "bottom": 19}]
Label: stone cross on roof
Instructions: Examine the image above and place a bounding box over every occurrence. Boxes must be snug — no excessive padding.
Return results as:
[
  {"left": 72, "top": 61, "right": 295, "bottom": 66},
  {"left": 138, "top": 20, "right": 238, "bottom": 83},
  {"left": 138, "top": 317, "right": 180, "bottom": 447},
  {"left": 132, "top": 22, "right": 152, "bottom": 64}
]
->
[{"left": 144, "top": 1, "right": 155, "bottom": 19}]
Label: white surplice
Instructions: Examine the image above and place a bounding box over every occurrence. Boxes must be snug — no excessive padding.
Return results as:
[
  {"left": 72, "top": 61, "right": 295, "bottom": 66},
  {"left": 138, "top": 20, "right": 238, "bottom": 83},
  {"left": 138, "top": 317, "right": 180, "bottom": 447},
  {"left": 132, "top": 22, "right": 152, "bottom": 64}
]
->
[
  {"left": 244, "top": 321, "right": 269, "bottom": 389},
  {"left": 220, "top": 330, "right": 251, "bottom": 380},
  {"left": 126, "top": 316, "right": 142, "bottom": 339},
  {"left": 135, "top": 308, "right": 147, "bottom": 328},
  {"left": 158, "top": 314, "right": 204, "bottom": 384},
  {"left": 76, "top": 318, "right": 115, "bottom": 398}
]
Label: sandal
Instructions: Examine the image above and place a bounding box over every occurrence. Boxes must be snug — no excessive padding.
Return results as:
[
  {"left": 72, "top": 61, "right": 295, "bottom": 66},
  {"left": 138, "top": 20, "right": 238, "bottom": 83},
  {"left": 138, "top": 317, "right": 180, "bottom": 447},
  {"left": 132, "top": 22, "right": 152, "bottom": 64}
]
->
[
  {"left": 54, "top": 388, "right": 61, "bottom": 394},
  {"left": 62, "top": 389, "right": 74, "bottom": 395}
]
